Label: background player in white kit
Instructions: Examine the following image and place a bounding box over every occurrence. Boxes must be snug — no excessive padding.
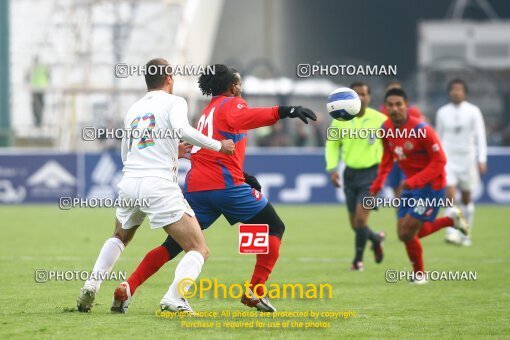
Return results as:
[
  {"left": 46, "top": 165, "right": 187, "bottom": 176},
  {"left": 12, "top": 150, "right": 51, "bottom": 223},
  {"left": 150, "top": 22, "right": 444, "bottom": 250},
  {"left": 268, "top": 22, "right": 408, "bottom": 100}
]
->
[
  {"left": 436, "top": 79, "right": 487, "bottom": 246},
  {"left": 77, "top": 58, "right": 235, "bottom": 313}
]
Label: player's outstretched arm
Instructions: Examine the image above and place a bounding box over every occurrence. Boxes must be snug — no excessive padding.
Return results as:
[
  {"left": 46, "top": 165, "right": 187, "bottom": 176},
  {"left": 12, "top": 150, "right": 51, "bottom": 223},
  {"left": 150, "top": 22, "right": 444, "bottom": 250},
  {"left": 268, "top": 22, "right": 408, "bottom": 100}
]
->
[
  {"left": 219, "top": 140, "right": 235, "bottom": 155},
  {"left": 177, "top": 142, "right": 236, "bottom": 158},
  {"left": 226, "top": 98, "right": 280, "bottom": 130},
  {"left": 170, "top": 97, "right": 233, "bottom": 154},
  {"left": 181, "top": 125, "right": 234, "bottom": 155},
  {"left": 226, "top": 98, "right": 316, "bottom": 130}
]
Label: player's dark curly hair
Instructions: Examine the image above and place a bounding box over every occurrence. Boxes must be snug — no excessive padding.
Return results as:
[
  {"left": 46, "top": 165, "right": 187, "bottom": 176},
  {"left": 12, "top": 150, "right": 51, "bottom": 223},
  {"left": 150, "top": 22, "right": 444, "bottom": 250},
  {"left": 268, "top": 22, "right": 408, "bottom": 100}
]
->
[
  {"left": 385, "top": 87, "right": 407, "bottom": 101},
  {"left": 198, "top": 64, "right": 239, "bottom": 96}
]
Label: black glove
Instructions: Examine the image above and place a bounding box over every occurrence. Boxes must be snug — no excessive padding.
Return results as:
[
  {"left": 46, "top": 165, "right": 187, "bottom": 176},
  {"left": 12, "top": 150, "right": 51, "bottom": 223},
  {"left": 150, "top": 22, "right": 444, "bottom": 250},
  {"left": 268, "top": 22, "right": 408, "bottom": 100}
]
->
[
  {"left": 243, "top": 171, "right": 262, "bottom": 191},
  {"left": 278, "top": 106, "right": 317, "bottom": 124}
]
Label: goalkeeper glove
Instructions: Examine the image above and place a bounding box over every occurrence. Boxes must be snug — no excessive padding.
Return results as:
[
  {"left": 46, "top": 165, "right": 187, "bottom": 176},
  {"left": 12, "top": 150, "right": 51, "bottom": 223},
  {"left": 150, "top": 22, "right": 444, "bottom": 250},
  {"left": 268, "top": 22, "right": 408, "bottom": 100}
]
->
[{"left": 278, "top": 106, "right": 317, "bottom": 124}]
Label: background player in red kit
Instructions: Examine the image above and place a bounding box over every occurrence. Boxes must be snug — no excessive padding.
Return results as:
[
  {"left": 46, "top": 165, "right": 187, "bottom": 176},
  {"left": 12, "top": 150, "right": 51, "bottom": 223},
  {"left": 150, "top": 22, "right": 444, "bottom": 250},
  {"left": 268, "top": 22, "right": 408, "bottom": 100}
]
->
[
  {"left": 379, "top": 81, "right": 424, "bottom": 199},
  {"left": 110, "top": 64, "right": 316, "bottom": 313},
  {"left": 370, "top": 88, "right": 469, "bottom": 284}
]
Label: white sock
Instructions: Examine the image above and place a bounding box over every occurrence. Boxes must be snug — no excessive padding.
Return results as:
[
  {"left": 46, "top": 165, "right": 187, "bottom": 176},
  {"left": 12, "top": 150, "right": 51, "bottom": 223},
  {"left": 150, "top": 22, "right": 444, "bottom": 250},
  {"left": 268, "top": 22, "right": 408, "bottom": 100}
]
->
[
  {"left": 162, "top": 250, "right": 204, "bottom": 301},
  {"left": 461, "top": 203, "right": 475, "bottom": 241},
  {"left": 444, "top": 207, "right": 458, "bottom": 236},
  {"left": 461, "top": 203, "right": 475, "bottom": 228},
  {"left": 84, "top": 237, "right": 124, "bottom": 292}
]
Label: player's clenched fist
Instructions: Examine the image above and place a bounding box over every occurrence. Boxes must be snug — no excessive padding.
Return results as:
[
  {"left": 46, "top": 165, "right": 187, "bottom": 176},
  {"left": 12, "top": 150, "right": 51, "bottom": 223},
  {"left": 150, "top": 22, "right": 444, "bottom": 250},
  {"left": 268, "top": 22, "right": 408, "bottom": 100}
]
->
[
  {"left": 178, "top": 142, "right": 193, "bottom": 159},
  {"left": 220, "top": 139, "right": 235, "bottom": 155}
]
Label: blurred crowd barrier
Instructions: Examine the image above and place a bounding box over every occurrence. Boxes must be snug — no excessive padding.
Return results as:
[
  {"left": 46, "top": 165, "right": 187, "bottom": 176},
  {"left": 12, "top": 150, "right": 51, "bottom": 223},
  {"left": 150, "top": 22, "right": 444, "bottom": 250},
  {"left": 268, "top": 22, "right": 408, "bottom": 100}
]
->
[{"left": 1, "top": 148, "right": 509, "bottom": 204}]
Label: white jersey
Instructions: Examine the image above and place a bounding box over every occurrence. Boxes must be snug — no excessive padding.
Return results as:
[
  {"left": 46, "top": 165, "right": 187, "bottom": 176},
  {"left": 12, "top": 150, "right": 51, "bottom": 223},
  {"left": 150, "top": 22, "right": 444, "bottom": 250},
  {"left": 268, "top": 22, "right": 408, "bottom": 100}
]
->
[
  {"left": 121, "top": 90, "right": 221, "bottom": 181},
  {"left": 435, "top": 101, "right": 487, "bottom": 164}
]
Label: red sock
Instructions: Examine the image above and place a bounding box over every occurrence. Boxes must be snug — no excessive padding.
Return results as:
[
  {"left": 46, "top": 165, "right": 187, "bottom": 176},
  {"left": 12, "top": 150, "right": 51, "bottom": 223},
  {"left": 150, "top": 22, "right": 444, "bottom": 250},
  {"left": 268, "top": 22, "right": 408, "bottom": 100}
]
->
[
  {"left": 404, "top": 237, "right": 424, "bottom": 273},
  {"left": 250, "top": 235, "right": 281, "bottom": 296},
  {"left": 126, "top": 246, "right": 170, "bottom": 295},
  {"left": 418, "top": 217, "right": 453, "bottom": 238}
]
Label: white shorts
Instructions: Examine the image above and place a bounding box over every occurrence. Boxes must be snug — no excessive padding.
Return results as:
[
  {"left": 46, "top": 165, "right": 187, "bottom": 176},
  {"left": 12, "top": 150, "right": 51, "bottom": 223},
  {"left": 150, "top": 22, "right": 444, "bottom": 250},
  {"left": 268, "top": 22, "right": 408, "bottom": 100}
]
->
[
  {"left": 115, "top": 176, "right": 195, "bottom": 229},
  {"left": 446, "top": 157, "right": 478, "bottom": 192}
]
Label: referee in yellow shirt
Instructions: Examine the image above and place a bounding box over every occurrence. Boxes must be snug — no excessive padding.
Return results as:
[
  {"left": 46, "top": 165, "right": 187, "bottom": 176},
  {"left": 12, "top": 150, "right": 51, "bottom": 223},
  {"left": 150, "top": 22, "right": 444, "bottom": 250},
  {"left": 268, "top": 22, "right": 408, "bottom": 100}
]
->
[{"left": 325, "top": 82, "right": 387, "bottom": 271}]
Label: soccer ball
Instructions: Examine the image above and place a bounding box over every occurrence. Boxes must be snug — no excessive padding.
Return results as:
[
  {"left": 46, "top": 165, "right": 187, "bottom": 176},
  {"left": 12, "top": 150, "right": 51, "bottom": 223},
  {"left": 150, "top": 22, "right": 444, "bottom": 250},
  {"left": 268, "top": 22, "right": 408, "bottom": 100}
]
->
[{"left": 327, "top": 87, "right": 361, "bottom": 121}]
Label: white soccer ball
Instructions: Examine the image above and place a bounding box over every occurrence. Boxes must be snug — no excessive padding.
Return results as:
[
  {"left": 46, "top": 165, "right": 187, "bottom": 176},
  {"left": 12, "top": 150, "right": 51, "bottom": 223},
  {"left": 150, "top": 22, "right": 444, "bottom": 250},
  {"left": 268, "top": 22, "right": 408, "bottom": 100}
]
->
[{"left": 326, "top": 87, "right": 361, "bottom": 121}]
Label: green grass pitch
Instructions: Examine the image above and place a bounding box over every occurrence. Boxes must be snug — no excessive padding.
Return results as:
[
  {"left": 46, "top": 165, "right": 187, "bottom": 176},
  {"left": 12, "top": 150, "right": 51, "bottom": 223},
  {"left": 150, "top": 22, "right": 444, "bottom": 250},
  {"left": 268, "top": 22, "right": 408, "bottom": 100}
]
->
[{"left": 1, "top": 205, "right": 509, "bottom": 338}]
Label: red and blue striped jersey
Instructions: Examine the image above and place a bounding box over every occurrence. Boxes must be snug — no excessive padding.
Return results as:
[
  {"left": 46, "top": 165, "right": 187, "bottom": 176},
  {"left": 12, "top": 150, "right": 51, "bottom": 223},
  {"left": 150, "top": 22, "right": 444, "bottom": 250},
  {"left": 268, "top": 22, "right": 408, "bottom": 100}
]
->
[{"left": 185, "top": 95, "right": 279, "bottom": 192}]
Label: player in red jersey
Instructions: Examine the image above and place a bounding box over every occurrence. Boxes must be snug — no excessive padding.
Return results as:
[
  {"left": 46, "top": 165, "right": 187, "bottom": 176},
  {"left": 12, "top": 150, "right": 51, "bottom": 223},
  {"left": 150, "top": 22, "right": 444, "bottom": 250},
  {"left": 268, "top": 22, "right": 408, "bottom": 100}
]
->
[
  {"left": 379, "top": 81, "right": 425, "bottom": 199},
  {"left": 370, "top": 88, "right": 469, "bottom": 284},
  {"left": 110, "top": 64, "right": 316, "bottom": 313}
]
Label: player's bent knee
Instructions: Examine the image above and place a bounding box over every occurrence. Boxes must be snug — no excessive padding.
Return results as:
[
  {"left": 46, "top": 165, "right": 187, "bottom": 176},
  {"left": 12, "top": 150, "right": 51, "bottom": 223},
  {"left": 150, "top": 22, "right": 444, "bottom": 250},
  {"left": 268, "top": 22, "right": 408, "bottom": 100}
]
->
[
  {"left": 180, "top": 237, "right": 209, "bottom": 260},
  {"left": 113, "top": 227, "right": 137, "bottom": 246},
  {"left": 190, "top": 246, "right": 209, "bottom": 261},
  {"left": 202, "top": 247, "right": 210, "bottom": 261},
  {"left": 245, "top": 203, "right": 286, "bottom": 239},
  {"left": 270, "top": 221, "right": 286, "bottom": 239},
  {"left": 398, "top": 232, "right": 412, "bottom": 242},
  {"left": 461, "top": 192, "right": 471, "bottom": 205},
  {"left": 397, "top": 227, "right": 412, "bottom": 242},
  {"left": 113, "top": 234, "right": 129, "bottom": 246},
  {"left": 353, "top": 218, "right": 368, "bottom": 229},
  {"left": 398, "top": 228, "right": 415, "bottom": 242}
]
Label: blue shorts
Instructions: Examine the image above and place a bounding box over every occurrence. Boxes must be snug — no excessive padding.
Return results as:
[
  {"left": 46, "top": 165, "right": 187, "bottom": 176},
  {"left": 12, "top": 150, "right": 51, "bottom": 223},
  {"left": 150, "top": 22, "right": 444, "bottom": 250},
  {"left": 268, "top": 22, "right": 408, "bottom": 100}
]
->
[
  {"left": 397, "top": 185, "right": 446, "bottom": 222},
  {"left": 184, "top": 184, "right": 268, "bottom": 229},
  {"left": 386, "top": 163, "right": 405, "bottom": 190}
]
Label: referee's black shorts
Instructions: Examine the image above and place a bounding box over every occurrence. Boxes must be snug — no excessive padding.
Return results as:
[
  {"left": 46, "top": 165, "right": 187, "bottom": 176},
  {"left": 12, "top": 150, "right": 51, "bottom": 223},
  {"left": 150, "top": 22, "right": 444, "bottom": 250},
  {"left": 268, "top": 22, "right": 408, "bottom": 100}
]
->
[{"left": 343, "top": 164, "right": 379, "bottom": 213}]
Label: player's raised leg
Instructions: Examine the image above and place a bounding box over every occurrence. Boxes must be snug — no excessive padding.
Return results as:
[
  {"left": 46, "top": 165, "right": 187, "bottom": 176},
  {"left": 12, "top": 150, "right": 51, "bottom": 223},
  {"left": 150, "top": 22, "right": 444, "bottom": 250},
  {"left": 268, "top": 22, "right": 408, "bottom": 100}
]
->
[
  {"left": 444, "top": 182, "right": 462, "bottom": 244},
  {"left": 110, "top": 239, "right": 179, "bottom": 313},
  {"left": 240, "top": 203, "right": 285, "bottom": 312},
  {"left": 418, "top": 206, "right": 468, "bottom": 239},
  {"left": 77, "top": 218, "right": 140, "bottom": 312},
  {"left": 159, "top": 213, "right": 209, "bottom": 315},
  {"left": 398, "top": 188, "right": 468, "bottom": 284},
  {"left": 78, "top": 175, "right": 145, "bottom": 312},
  {"left": 397, "top": 214, "right": 426, "bottom": 283}
]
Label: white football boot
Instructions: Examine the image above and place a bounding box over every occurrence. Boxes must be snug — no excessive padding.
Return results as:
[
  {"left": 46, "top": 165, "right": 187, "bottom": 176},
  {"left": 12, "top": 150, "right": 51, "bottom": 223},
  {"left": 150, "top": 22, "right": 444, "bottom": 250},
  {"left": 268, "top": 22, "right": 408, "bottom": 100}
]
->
[
  {"left": 160, "top": 297, "right": 194, "bottom": 315},
  {"left": 446, "top": 207, "right": 470, "bottom": 237},
  {"left": 77, "top": 285, "right": 96, "bottom": 312}
]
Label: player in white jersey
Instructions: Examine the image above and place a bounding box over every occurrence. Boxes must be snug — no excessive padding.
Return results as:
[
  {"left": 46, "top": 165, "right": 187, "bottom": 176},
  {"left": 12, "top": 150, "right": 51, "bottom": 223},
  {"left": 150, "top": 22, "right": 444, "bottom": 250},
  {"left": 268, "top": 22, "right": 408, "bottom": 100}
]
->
[
  {"left": 77, "top": 58, "right": 235, "bottom": 314},
  {"left": 436, "top": 79, "right": 487, "bottom": 246}
]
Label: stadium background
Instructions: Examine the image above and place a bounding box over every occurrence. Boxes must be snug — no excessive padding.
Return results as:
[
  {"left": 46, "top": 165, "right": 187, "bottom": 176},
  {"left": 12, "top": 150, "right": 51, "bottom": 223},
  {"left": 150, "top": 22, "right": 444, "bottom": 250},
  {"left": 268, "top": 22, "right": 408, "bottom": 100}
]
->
[{"left": 1, "top": 0, "right": 510, "bottom": 204}]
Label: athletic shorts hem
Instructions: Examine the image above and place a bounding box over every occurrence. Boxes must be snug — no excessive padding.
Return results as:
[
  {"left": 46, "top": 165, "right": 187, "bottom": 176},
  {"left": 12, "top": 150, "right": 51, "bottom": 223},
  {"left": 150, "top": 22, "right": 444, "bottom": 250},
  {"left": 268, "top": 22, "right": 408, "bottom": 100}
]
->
[{"left": 148, "top": 210, "right": 195, "bottom": 229}]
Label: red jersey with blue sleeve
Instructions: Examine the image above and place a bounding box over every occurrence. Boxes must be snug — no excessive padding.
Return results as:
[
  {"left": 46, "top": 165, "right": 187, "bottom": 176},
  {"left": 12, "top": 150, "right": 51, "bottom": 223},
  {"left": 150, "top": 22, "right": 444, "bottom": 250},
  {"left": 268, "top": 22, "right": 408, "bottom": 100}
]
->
[
  {"left": 185, "top": 95, "right": 279, "bottom": 192},
  {"left": 379, "top": 104, "right": 423, "bottom": 121},
  {"left": 370, "top": 116, "right": 447, "bottom": 194}
]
